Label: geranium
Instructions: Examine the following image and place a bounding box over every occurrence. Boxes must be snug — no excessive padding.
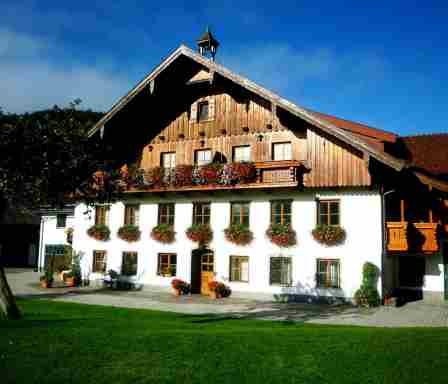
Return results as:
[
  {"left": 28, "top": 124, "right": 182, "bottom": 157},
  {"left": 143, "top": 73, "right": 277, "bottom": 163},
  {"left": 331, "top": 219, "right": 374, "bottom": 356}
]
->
[
  {"left": 117, "top": 224, "right": 141, "bottom": 242},
  {"left": 208, "top": 281, "right": 232, "bottom": 297},
  {"left": 312, "top": 225, "right": 346, "bottom": 246},
  {"left": 174, "top": 165, "right": 193, "bottom": 187},
  {"left": 151, "top": 224, "right": 176, "bottom": 244},
  {"left": 87, "top": 224, "right": 110, "bottom": 241},
  {"left": 199, "top": 163, "right": 223, "bottom": 184},
  {"left": 266, "top": 224, "right": 297, "bottom": 247},
  {"left": 186, "top": 224, "right": 213, "bottom": 244},
  {"left": 224, "top": 224, "right": 254, "bottom": 245},
  {"left": 171, "top": 278, "right": 191, "bottom": 294}
]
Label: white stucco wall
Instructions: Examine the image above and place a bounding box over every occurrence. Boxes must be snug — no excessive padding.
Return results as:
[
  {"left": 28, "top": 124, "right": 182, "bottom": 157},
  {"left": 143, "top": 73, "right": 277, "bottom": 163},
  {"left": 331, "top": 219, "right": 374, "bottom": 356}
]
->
[{"left": 41, "top": 189, "right": 384, "bottom": 298}]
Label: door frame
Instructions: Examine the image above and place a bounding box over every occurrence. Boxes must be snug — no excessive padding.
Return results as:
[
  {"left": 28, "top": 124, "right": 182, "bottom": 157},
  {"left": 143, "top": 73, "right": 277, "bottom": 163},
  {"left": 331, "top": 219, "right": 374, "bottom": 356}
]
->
[{"left": 190, "top": 247, "right": 215, "bottom": 294}]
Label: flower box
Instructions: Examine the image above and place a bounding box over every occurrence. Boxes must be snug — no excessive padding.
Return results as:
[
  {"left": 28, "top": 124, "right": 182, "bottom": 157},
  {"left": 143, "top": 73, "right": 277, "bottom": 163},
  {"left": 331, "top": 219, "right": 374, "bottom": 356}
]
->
[
  {"left": 266, "top": 224, "right": 297, "bottom": 247},
  {"left": 151, "top": 224, "right": 176, "bottom": 244},
  {"left": 224, "top": 224, "right": 253, "bottom": 245},
  {"left": 87, "top": 224, "right": 110, "bottom": 241},
  {"left": 117, "top": 224, "right": 141, "bottom": 242},
  {"left": 312, "top": 225, "right": 346, "bottom": 246},
  {"left": 186, "top": 224, "right": 213, "bottom": 245}
]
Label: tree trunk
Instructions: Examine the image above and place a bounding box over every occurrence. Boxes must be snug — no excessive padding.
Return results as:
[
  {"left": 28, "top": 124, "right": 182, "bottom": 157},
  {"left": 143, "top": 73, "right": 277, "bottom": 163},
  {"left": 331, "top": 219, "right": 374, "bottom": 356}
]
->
[{"left": 0, "top": 265, "right": 21, "bottom": 319}]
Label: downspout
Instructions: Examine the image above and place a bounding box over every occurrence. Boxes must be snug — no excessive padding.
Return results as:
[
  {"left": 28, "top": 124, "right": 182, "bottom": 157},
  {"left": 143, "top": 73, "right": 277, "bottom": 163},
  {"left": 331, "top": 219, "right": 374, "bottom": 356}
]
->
[
  {"left": 381, "top": 188, "right": 395, "bottom": 300},
  {"left": 37, "top": 217, "right": 45, "bottom": 272}
]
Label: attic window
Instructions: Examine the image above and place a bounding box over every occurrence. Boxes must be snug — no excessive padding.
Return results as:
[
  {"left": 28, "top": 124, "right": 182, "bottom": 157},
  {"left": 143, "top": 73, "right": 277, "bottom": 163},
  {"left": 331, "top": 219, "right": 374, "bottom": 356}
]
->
[{"left": 198, "top": 101, "right": 209, "bottom": 122}]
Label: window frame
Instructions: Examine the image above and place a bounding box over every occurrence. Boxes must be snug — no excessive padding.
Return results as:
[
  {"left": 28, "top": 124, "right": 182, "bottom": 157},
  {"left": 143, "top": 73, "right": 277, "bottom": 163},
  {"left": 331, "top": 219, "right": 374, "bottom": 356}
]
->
[
  {"left": 56, "top": 214, "right": 67, "bottom": 228},
  {"left": 94, "top": 205, "right": 109, "bottom": 226},
  {"left": 193, "top": 202, "right": 211, "bottom": 225},
  {"left": 158, "top": 203, "right": 175, "bottom": 226},
  {"left": 197, "top": 101, "right": 209, "bottom": 122},
  {"left": 124, "top": 204, "right": 139, "bottom": 226},
  {"left": 232, "top": 145, "right": 251, "bottom": 162},
  {"left": 316, "top": 259, "right": 341, "bottom": 289},
  {"left": 317, "top": 199, "right": 340, "bottom": 226},
  {"left": 160, "top": 152, "right": 176, "bottom": 169},
  {"left": 92, "top": 250, "right": 107, "bottom": 273},
  {"left": 229, "top": 255, "right": 249, "bottom": 283},
  {"left": 230, "top": 202, "right": 250, "bottom": 227},
  {"left": 121, "top": 252, "right": 138, "bottom": 276},
  {"left": 269, "top": 256, "right": 292, "bottom": 286},
  {"left": 270, "top": 200, "right": 292, "bottom": 225},
  {"left": 157, "top": 253, "right": 177, "bottom": 277},
  {"left": 195, "top": 149, "right": 212, "bottom": 166},
  {"left": 272, "top": 142, "right": 292, "bottom": 161}
]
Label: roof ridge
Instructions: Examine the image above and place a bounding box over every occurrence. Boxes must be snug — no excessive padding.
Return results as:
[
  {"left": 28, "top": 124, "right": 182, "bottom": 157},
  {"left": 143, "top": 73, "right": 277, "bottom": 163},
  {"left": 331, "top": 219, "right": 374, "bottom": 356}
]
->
[{"left": 402, "top": 132, "right": 448, "bottom": 138}]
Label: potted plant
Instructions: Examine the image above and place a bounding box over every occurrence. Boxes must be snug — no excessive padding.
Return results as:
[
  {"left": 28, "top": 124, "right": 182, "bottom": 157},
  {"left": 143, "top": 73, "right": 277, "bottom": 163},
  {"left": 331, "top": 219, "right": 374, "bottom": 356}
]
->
[
  {"left": 208, "top": 281, "right": 231, "bottom": 299},
  {"left": 312, "top": 225, "right": 346, "bottom": 246},
  {"left": 186, "top": 224, "right": 213, "bottom": 244},
  {"left": 117, "top": 224, "right": 141, "bottom": 242},
  {"left": 65, "top": 227, "right": 74, "bottom": 244},
  {"left": 171, "top": 278, "right": 191, "bottom": 296},
  {"left": 87, "top": 224, "right": 111, "bottom": 241},
  {"left": 354, "top": 262, "right": 381, "bottom": 307},
  {"left": 224, "top": 224, "right": 254, "bottom": 245},
  {"left": 266, "top": 224, "right": 297, "bottom": 247},
  {"left": 66, "top": 252, "right": 82, "bottom": 287},
  {"left": 151, "top": 224, "right": 176, "bottom": 243},
  {"left": 39, "top": 270, "right": 54, "bottom": 288}
]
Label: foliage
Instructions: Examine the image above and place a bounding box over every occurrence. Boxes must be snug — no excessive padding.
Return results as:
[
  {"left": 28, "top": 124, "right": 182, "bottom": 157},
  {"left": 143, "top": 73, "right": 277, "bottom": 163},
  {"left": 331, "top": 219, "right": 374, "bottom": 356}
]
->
[
  {"left": 171, "top": 278, "right": 191, "bottom": 294},
  {"left": 39, "top": 270, "right": 54, "bottom": 283},
  {"left": 66, "top": 252, "right": 82, "bottom": 286},
  {"left": 87, "top": 224, "right": 111, "bottom": 241},
  {"left": 224, "top": 224, "right": 254, "bottom": 245},
  {"left": 312, "top": 225, "right": 346, "bottom": 246},
  {"left": 65, "top": 227, "right": 74, "bottom": 244},
  {"left": 186, "top": 224, "right": 213, "bottom": 244},
  {"left": 117, "top": 224, "right": 141, "bottom": 242},
  {"left": 266, "top": 224, "right": 297, "bottom": 247},
  {"left": 150, "top": 224, "right": 176, "bottom": 244},
  {"left": 354, "top": 262, "right": 381, "bottom": 307},
  {"left": 174, "top": 165, "right": 193, "bottom": 187},
  {"left": 208, "top": 281, "right": 232, "bottom": 297}
]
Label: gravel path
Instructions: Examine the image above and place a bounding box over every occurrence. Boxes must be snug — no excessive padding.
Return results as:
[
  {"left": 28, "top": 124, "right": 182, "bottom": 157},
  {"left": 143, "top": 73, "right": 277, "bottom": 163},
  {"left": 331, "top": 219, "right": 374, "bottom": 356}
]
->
[{"left": 6, "top": 268, "right": 448, "bottom": 327}]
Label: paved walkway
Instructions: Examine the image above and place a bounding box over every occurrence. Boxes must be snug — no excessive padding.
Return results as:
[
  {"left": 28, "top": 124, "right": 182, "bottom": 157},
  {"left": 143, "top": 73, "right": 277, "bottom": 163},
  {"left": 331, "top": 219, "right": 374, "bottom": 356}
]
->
[{"left": 6, "top": 268, "right": 448, "bottom": 327}]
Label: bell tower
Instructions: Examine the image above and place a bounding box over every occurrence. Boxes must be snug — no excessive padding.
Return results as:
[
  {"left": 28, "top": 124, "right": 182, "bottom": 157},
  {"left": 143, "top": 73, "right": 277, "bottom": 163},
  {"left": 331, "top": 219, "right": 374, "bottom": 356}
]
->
[{"left": 196, "top": 27, "right": 220, "bottom": 61}]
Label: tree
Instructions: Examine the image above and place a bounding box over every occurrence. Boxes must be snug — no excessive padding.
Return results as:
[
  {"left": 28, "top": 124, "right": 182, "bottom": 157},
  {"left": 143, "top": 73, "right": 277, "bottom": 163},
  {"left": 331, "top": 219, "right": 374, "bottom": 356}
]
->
[{"left": 0, "top": 102, "right": 121, "bottom": 319}]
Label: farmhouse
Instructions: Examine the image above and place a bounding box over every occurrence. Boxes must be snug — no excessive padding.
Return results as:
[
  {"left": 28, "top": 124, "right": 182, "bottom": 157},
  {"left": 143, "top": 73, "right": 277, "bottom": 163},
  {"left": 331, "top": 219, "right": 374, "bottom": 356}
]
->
[{"left": 38, "top": 31, "right": 448, "bottom": 302}]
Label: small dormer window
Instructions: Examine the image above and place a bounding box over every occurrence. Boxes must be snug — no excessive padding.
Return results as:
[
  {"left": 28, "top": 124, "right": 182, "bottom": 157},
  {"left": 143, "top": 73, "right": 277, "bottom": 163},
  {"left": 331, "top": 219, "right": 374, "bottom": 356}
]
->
[{"left": 198, "top": 101, "right": 209, "bottom": 122}]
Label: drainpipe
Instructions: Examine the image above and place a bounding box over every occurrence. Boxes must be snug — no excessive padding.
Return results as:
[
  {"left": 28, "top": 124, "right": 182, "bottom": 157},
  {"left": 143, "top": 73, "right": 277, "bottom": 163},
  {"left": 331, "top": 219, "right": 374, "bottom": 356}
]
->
[
  {"left": 37, "top": 216, "right": 45, "bottom": 272},
  {"left": 381, "top": 188, "right": 395, "bottom": 300}
]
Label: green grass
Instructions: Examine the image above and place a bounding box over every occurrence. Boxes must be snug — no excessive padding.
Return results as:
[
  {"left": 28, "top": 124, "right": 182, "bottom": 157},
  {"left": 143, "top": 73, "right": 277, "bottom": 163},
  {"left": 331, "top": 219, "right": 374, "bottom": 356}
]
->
[{"left": 1, "top": 300, "right": 448, "bottom": 384}]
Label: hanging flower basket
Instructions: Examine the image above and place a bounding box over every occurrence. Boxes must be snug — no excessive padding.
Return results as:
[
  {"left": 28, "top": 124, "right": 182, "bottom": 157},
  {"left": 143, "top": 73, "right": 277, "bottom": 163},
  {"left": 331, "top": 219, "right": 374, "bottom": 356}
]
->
[
  {"left": 312, "top": 225, "right": 346, "bottom": 246},
  {"left": 266, "top": 224, "right": 297, "bottom": 247},
  {"left": 186, "top": 224, "right": 213, "bottom": 244},
  {"left": 117, "top": 224, "right": 141, "bottom": 242},
  {"left": 87, "top": 224, "right": 110, "bottom": 241},
  {"left": 224, "top": 224, "right": 254, "bottom": 245},
  {"left": 151, "top": 224, "right": 176, "bottom": 244}
]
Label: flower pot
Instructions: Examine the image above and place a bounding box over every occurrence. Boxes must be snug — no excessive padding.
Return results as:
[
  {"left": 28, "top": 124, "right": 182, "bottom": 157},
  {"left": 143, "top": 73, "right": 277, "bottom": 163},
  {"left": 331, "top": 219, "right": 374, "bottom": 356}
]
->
[
  {"left": 66, "top": 277, "right": 77, "bottom": 287},
  {"left": 40, "top": 280, "right": 52, "bottom": 289},
  {"left": 174, "top": 288, "right": 182, "bottom": 296},
  {"left": 209, "top": 291, "right": 221, "bottom": 299}
]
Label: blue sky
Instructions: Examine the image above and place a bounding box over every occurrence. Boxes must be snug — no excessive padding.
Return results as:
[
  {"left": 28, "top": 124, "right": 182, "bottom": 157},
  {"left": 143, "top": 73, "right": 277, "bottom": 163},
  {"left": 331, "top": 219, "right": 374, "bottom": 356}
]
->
[{"left": 0, "top": 1, "right": 447, "bottom": 135}]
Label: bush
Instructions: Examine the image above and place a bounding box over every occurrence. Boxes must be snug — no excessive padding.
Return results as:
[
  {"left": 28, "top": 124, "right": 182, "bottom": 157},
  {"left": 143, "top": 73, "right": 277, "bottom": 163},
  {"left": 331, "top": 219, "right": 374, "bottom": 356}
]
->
[
  {"left": 151, "top": 224, "right": 176, "bottom": 244},
  {"left": 266, "top": 224, "right": 297, "bottom": 247},
  {"left": 312, "top": 225, "right": 346, "bottom": 246},
  {"left": 117, "top": 224, "right": 141, "bottom": 242},
  {"left": 87, "top": 224, "right": 110, "bottom": 241},
  {"left": 224, "top": 224, "right": 253, "bottom": 245},
  {"left": 186, "top": 224, "right": 213, "bottom": 244},
  {"left": 354, "top": 262, "right": 381, "bottom": 307}
]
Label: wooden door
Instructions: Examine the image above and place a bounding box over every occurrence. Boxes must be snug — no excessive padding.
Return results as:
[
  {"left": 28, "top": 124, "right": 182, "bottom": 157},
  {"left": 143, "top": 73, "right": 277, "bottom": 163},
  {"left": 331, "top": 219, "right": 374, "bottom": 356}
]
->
[{"left": 200, "top": 251, "right": 214, "bottom": 295}]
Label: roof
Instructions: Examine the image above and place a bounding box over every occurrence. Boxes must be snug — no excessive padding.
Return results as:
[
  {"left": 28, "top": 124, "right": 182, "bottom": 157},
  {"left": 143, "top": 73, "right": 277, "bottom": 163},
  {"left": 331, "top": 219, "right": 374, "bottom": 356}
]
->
[
  {"left": 88, "top": 44, "right": 406, "bottom": 172},
  {"left": 402, "top": 134, "right": 448, "bottom": 177}
]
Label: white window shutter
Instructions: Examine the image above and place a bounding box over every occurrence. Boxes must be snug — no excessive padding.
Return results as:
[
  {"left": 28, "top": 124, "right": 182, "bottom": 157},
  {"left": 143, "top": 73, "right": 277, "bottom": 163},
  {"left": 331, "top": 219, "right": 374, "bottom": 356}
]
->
[
  {"left": 208, "top": 97, "right": 215, "bottom": 120},
  {"left": 190, "top": 103, "right": 198, "bottom": 122}
]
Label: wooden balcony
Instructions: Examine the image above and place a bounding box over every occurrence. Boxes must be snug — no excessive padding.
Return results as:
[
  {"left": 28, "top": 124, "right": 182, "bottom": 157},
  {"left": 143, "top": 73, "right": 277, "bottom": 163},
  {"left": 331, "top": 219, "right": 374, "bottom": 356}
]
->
[
  {"left": 386, "top": 221, "right": 439, "bottom": 253},
  {"left": 125, "top": 160, "right": 305, "bottom": 193}
]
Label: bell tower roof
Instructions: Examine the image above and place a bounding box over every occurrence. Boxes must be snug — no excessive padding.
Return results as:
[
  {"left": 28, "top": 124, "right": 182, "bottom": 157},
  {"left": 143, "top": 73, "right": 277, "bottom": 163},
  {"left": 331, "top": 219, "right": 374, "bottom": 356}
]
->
[{"left": 196, "top": 27, "right": 219, "bottom": 61}]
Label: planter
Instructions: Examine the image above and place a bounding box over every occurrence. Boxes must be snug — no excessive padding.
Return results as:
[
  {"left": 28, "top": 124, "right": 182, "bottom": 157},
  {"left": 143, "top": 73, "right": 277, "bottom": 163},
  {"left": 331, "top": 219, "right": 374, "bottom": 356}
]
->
[
  {"left": 66, "top": 277, "right": 77, "bottom": 287},
  {"left": 151, "top": 224, "right": 176, "bottom": 244},
  {"left": 117, "top": 225, "right": 141, "bottom": 242},
  {"left": 186, "top": 224, "right": 213, "bottom": 245},
  {"left": 87, "top": 224, "right": 111, "bottom": 241},
  {"left": 312, "top": 225, "right": 346, "bottom": 246},
  {"left": 224, "top": 224, "right": 253, "bottom": 246},
  {"left": 40, "top": 280, "right": 52, "bottom": 289},
  {"left": 174, "top": 288, "right": 182, "bottom": 296},
  {"left": 171, "top": 278, "right": 190, "bottom": 295},
  {"left": 266, "top": 224, "right": 297, "bottom": 247},
  {"left": 209, "top": 291, "right": 221, "bottom": 299}
]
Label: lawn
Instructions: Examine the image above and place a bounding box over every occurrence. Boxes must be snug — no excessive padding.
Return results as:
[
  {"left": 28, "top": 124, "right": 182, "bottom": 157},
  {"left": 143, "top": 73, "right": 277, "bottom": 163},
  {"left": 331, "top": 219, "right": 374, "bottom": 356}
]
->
[{"left": 1, "top": 300, "right": 447, "bottom": 384}]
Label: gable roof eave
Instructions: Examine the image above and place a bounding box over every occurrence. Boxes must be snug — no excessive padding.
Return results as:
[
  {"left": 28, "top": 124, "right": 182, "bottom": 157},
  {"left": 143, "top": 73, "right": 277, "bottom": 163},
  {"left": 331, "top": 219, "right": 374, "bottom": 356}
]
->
[{"left": 88, "top": 45, "right": 406, "bottom": 172}]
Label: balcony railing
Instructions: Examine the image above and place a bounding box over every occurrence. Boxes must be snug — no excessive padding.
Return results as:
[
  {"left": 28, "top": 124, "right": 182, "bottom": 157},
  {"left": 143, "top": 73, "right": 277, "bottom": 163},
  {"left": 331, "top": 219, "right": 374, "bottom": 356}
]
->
[
  {"left": 386, "top": 221, "right": 439, "bottom": 253},
  {"left": 124, "top": 160, "right": 305, "bottom": 192}
]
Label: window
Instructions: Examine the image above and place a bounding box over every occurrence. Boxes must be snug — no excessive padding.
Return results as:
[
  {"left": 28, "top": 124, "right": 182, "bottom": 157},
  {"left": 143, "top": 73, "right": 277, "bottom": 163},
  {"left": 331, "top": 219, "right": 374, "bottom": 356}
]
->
[
  {"left": 193, "top": 202, "right": 211, "bottom": 225},
  {"left": 201, "top": 252, "right": 214, "bottom": 272},
  {"left": 229, "top": 256, "right": 249, "bottom": 282},
  {"left": 122, "top": 252, "right": 138, "bottom": 276},
  {"left": 317, "top": 200, "right": 340, "bottom": 226},
  {"left": 157, "top": 253, "right": 177, "bottom": 277},
  {"left": 231, "top": 202, "right": 250, "bottom": 226},
  {"left": 158, "top": 203, "right": 175, "bottom": 226},
  {"left": 316, "top": 259, "right": 340, "bottom": 288},
  {"left": 233, "top": 145, "right": 251, "bottom": 162},
  {"left": 272, "top": 142, "right": 292, "bottom": 161},
  {"left": 198, "top": 101, "right": 209, "bottom": 121},
  {"left": 271, "top": 200, "right": 292, "bottom": 225},
  {"left": 161, "top": 152, "right": 176, "bottom": 169},
  {"left": 270, "top": 257, "right": 292, "bottom": 286},
  {"left": 195, "top": 149, "right": 212, "bottom": 166},
  {"left": 124, "top": 205, "right": 139, "bottom": 226},
  {"left": 56, "top": 214, "right": 66, "bottom": 228},
  {"left": 95, "top": 206, "right": 108, "bottom": 226},
  {"left": 92, "top": 250, "right": 107, "bottom": 273}
]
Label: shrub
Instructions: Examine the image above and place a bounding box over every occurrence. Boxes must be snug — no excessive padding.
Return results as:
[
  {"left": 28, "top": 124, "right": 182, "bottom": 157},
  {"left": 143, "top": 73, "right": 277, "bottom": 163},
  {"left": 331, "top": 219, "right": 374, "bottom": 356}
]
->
[
  {"left": 151, "top": 224, "right": 176, "bottom": 244},
  {"left": 117, "top": 224, "right": 141, "bottom": 242},
  {"left": 354, "top": 262, "right": 381, "bottom": 307},
  {"left": 186, "top": 224, "right": 213, "bottom": 244},
  {"left": 312, "top": 225, "right": 346, "bottom": 246},
  {"left": 171, "top": 278, "right": 191, "bottom": 294},
  {"left": 224, "top": 224, "right": 254, "bottom": 245},
  {"left": 266, "top": 224, "right": 297, "bottom": 247},
  {"left": 208, "top": 281, "right": 232, "bottom": 298},
  {"left": 87, "top": 224, "right": 110, "bottom": 241}
]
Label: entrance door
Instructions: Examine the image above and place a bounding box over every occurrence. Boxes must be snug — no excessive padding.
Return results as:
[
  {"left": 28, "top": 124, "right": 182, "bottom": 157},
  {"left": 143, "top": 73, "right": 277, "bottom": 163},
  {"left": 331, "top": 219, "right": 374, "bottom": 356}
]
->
[{"left": 200, "top": 251, "right": 214, "bottom": 295}]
